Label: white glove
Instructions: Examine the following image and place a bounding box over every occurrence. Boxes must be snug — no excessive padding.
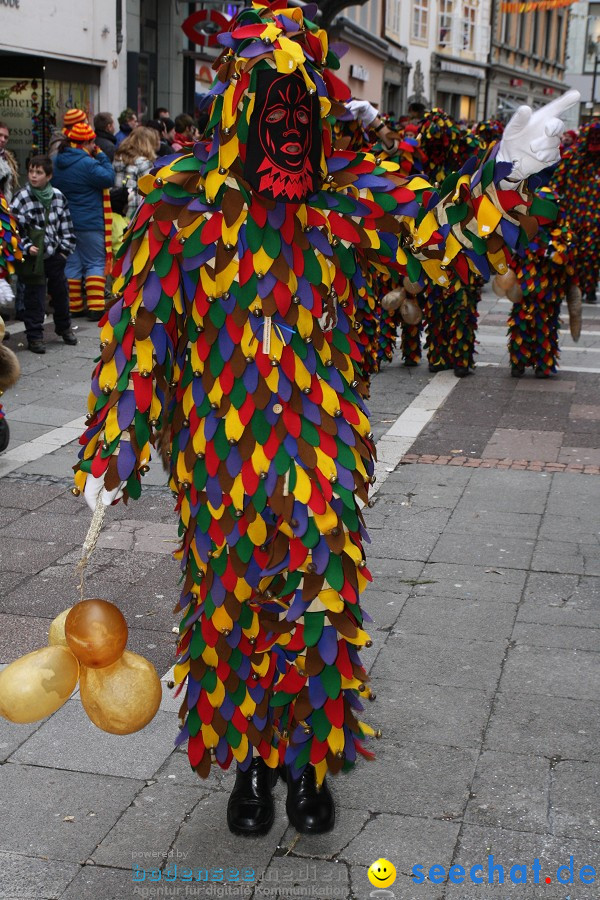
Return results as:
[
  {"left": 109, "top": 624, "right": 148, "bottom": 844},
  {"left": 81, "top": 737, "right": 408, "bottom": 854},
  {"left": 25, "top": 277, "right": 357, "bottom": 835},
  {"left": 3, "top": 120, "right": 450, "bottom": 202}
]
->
[
  {"left": 83, "top": 474, "right": 126, "bottom": 512},
  {"left": 497, "top": 89, "right": 580, "bottom": 182},
  {"left": 345, "top": 99, "right": 379, "bottom": 128}
]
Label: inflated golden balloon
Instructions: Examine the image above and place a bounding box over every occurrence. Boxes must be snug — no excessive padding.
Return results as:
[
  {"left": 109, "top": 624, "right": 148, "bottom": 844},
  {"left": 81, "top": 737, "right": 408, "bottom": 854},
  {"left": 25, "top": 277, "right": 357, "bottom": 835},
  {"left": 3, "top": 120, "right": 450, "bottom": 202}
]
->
[
  {"left": 506, "top": 283, "right": 524, "bottom": 303},
  {"left": 403, "top": 276, "right": 423, "bottom": 295},
  {"left": 79, "top": 650, "right": 162, "bottom": 735},
  {"left": 399, "top": 297, "right": 422, "bottom": 325},
  {"left": 492, "top": 275, "right": 505, "bottom": 297},
  {"left": 495, "top": 270, "right": 517, "bottom": 292},
  {"left": 0, "top": 646, "right": 79, "bottom": 724},
  {"left": 48, "top": 607, "right": 72, "bottom": 647},
  {"left": 65, "top": 599, "right": 128, "bottom": 668}
]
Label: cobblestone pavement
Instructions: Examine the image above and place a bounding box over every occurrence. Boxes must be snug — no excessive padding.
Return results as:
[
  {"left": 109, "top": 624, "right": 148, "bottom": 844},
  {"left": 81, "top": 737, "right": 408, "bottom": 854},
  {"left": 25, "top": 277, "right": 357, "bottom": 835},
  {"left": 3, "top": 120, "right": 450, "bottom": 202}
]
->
[{"left": 0, "top": 287, "right": 599, "bottom": 900}]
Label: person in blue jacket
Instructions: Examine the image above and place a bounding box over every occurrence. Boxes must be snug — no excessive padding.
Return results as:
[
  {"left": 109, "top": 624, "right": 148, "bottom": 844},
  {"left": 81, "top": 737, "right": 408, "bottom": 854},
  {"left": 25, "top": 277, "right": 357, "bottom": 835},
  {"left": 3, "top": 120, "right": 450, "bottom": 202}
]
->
[{"left": 52, "top": 122, "right": 114, "bottom": 321}]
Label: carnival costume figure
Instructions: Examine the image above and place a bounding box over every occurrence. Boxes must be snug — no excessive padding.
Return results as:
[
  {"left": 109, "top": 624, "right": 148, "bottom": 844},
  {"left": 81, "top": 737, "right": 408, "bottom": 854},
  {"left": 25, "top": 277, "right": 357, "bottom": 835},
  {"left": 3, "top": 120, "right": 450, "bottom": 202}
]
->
[
  {"left": 506, "top": 188, "right": 580, "bottom": 378},
  {"left": 0, "top": 193, "right": 23, "bottom": 451},
  {"left": 75, "top": 1, "right": 577, "bottom": 836},
  {"left": 550, "top": 119, "right": 600, "bottom": 305}
]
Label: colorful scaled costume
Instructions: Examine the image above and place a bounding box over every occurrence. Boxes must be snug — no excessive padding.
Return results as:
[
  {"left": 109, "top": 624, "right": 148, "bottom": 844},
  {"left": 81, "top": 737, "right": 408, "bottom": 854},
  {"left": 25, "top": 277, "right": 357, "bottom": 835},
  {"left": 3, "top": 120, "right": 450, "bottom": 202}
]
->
[
  {"left": 414, "top": 111, "right": 489, "bottom": 375},
  {"left": 75, "top": 3, "right": 554, "bottom": 786},
  {"left": 550, "top": 119, "right": 600, "bottom": 304},
  {"left": 0, "top": 194, "right": 23, "bottom": 451},
  {"left": 507, "top": 189, "right": 577, "bottom": 377}
]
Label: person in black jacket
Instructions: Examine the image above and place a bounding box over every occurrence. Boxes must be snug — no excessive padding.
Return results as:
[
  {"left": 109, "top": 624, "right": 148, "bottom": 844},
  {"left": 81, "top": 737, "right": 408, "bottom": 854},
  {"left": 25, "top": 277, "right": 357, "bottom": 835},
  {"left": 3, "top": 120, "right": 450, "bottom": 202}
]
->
[{"left": 93, "top": 113, "right": 117, "bottom": 162}]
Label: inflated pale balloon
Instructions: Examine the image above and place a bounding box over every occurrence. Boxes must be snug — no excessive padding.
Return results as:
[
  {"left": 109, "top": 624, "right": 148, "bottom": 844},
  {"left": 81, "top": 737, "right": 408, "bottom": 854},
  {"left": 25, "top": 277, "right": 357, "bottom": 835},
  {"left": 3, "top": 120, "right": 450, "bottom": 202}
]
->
[
  {"left": 65, "top": 599, "right": 128, "bottom": 668},
  {"left": 381, "top": 289, "right": 404, "bottom": 311},
  {"left": 506, "top": 283, "right": 523, "bottom": 303},
  {"left": 0, "top": 646, "right": 79, "bottom": 724},
  {"left": 495, "top": 270, "right": 517, "bottom": 292},
  {"left": 79, "top": 650, "right": 162, "bottom": 735},
  {"left": 400, "top": 297, "right": 422, "bottom": 325},
  {"left": 492, "top": 276, "right": 505, "bottom": 297},
  {"left": 403, "top": 277, "right": 423, "bottom": 295},
  {"left": 48, "top": 607, "right": 72, "bottom": 647}
]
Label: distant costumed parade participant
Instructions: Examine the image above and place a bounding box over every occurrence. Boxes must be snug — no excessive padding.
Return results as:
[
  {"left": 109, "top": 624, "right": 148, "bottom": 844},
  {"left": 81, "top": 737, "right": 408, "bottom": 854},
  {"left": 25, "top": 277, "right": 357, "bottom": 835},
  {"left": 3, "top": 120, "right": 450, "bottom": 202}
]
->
[
  {"left": 504, "top": 188, "right": 581, "bottom": 378},
  {"left": 550, "top": 119, "right": 600, "bottom": 305},
  {"left": 68, "top": 0, "right": 575, "bottom": 836}
]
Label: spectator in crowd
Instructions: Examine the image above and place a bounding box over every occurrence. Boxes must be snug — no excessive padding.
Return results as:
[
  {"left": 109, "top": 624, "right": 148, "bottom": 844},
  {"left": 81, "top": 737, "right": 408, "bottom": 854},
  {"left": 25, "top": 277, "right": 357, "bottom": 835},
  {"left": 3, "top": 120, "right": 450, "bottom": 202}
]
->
[
  {"left": 162, "top": 117, "right": 176, "bottom": 147},
  {"left": 172, "top": 114, "right": 197, "bottom": 152},
  {"left": 154, "top": 107, "right": 171, "bottom": 120},
  {"left": 115, "top": 108, "right": 139, "bottom": 146},
  {"left": 52, "top": 122, "right": 114, "bottom": 321},
  {"left": 113, "top": 126, "right": 160, "bottom": 219},
  {"left": 11, "top": 155, "right": 77, "bottom": 353},
  {"left": 0, "top": 121, "right": 19, "bottom": 203},
  {"left": 93, "top": 112, "right": 117, "bottom": 161},
  {"left": 49, "top": 108, "right": 88, "bottom": 158},
  {"left": 407, "top": 101, "right": 426, "bottom": 122},
  {"left": 145, "top": 119, "right": 172, "bottom": 158}
]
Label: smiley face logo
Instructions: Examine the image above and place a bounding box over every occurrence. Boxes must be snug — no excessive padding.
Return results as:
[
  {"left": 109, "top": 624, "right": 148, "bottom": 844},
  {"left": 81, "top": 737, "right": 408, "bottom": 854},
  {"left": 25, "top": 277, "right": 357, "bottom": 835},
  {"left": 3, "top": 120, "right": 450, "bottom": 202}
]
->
[{"left": 368, "top": 858, "right": 397, "bottom": 888}]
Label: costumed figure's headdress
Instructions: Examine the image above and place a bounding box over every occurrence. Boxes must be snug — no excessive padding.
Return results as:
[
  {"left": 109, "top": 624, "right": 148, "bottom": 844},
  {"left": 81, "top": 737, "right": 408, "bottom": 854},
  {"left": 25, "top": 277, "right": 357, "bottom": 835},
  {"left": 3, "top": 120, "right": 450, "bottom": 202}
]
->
[{"left": 196, "top": 0, "right": 347, "bottom": 203}]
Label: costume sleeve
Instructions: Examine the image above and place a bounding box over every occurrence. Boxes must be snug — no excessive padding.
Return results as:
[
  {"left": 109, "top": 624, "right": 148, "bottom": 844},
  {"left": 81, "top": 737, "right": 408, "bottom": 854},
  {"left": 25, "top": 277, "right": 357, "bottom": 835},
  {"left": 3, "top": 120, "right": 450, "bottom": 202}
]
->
[
  {"left": 0, "top": 193, "right": 23, "bottom": 278},
  {"left": 319, "top": 148, "right": 557, "bottom": 288},
  {"left": 73, "top": 163, "right": 188, "bottom": 499}
]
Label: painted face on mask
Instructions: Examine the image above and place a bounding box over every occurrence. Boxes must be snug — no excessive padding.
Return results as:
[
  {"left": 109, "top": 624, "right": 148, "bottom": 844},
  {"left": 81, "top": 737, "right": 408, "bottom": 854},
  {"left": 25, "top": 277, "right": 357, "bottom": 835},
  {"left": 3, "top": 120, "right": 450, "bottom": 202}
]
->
[{"left": 244, "top": 70, "right": 321, "bottom": 202}]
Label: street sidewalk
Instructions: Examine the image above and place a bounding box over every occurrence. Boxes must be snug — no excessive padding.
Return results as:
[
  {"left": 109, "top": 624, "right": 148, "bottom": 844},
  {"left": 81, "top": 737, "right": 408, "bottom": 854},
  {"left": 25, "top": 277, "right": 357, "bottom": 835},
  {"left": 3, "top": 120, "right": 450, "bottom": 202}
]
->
[{"left": 0, "top": 288, "right": 599, "bottom": 899}]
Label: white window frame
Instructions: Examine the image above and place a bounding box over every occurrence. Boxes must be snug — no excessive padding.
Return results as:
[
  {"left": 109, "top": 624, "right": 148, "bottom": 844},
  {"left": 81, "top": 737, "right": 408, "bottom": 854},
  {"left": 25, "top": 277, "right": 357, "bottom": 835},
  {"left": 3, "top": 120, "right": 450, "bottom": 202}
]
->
[
  {"left": 438, "top": 0, "right": 453, "bottom": 47},
  {"left": 412, "top": 0, "right": 429, "bottom": 43}
]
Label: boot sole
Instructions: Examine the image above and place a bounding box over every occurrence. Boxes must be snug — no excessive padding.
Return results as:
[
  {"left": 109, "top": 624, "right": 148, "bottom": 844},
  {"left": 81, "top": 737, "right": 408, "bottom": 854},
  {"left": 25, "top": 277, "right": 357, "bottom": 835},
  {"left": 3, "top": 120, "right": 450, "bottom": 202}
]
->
[
  {"left": 286, "top": 805, "right": 336, "bottom": 835},
  {"left": 226, "top": 811, "right": 275, "bottom": 837}
]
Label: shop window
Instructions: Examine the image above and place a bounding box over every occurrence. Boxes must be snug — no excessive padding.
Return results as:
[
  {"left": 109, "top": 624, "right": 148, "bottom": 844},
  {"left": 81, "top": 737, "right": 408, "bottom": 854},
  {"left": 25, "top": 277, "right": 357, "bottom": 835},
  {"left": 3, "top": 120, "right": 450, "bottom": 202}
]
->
[{"left": 412, "top": 0, "right": 429, "bottom": 43}]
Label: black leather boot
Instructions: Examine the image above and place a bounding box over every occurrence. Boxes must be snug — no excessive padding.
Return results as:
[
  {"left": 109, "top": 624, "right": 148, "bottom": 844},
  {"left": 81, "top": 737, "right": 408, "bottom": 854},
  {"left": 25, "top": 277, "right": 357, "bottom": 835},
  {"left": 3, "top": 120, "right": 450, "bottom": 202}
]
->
[
  {"left": 226, "top": 758, "right": 278, "bottom": 836},
  {"left": 285, "top": 764, "right": 335, "bottom": 834}
]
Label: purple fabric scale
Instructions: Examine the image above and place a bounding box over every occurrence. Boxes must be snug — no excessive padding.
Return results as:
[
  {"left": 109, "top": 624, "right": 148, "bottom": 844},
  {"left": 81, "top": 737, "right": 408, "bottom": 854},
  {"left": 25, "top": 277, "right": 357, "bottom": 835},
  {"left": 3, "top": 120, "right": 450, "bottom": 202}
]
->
[
  {"left": 301, "top": 396, "right": 321, "bottom": 425},
  {"left": 294, "top": 277, "right": 313, "bottom": 307},
  {"left": 335, "top": 416, "right": 355, "bottom": 447},
  {"left": 194, "top": 526, "right": 213, "bottom": 562},
  {"left": 204, "top": 413, "right": 220, "bottom": 442},
  {"left": 343, "top": 728, "right": 357, "bottom": 762},
  {"left": 210, "top": 578, "right": 226, "bottom": 604},
  {"left": 244, "top": 556, "right": 264, "bottom": 590},
  {"left": 220, "top": 694, "right": 236, "bottom": 721},
  {"left": 218, "top": 328, "right": 235, "bottom": 361},
  {"left": 397, "top": 200, "right": 420, "bottom": 219},
  {"left": 174, "top": 723, "right": 189, "bottom": 747},
  {"left": 346, "top": 692, "right": 363, "bottom": 711},
  {"left": 281, "top": 240, "right": 294, "bottom": 269},
  {"left": 215, "top": 738, "right": 230, "bottom": 765},
  {"left": 183, "top": 604, "right": 205, "bottom": 628},
  {"left": 257, "top": 271, "right": 277, "bottom": 298},
  {"left": 253, "top": 713, "right": 268, "bottom": 731},
  {"left": 291, "top": 499, "right": 309, "bottom": 537},
  {"left": 108, "top": 299, "right": 124, "bottom": 327},
  {"left": 226, "top": 523, "right": 240, "bottom": 547},
  {"left": 242, "top": 363, "right": 259, "bottom": 394},
  {"left": 307, "top": 229, "right": 333, "bottom": 256},
  {"left": 334, "top": 460, "right": 355, "bottom": 491},
  {"left": 311, "top": 537, "right": 330, "bottom": 575},
  {"left": 205, "top": 475, "right": 223, "bottom": 509},
  {"left": 225, "top": 444, "right": 242, "bottom": 477},
  {"left": 141, "top": 272, "right": 162, "bottom": 311},
  {"left": 277, "top": 372, "right": 292, "bottom": 402},
  {"left": 186, "top": 677, "right": 201, "bottom": 709},
  {"left": 178, "top": 427, "right": 190, "bottom": 452},
  {"left": 116, "top": 442, "right": 136, "bottom": 480},
  {"left": 283, "top": 434, "right": 298, "bottom": 457},
  {"left": 291, "top": 724, "right": 312, "bottom": 745},
  {"left": 116, "top": 390, "right": 136, "bottom": 431},
  {"left": 286, "top": 590, "right": 308, "bottom": 621},
  {"left": 267, "top": 204, "right": 287, "bottom": 230},
  {"left": 150, "top": 324, "right": 167, "bottom": 364},
  {"left": 326, "top": 366, "right": 345, "bottom": 395},
  {"left": 318, "top": 627, "right": 339, "bottom": 666},
  {"left": 248, "top": 682, "right": 264, "bottom": 704},
  {"left": 308, "top": 676, "right": 328, "bottom": 710},
  {"left": 262, "top": 552, "right": 290, "bottom": 579}
]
